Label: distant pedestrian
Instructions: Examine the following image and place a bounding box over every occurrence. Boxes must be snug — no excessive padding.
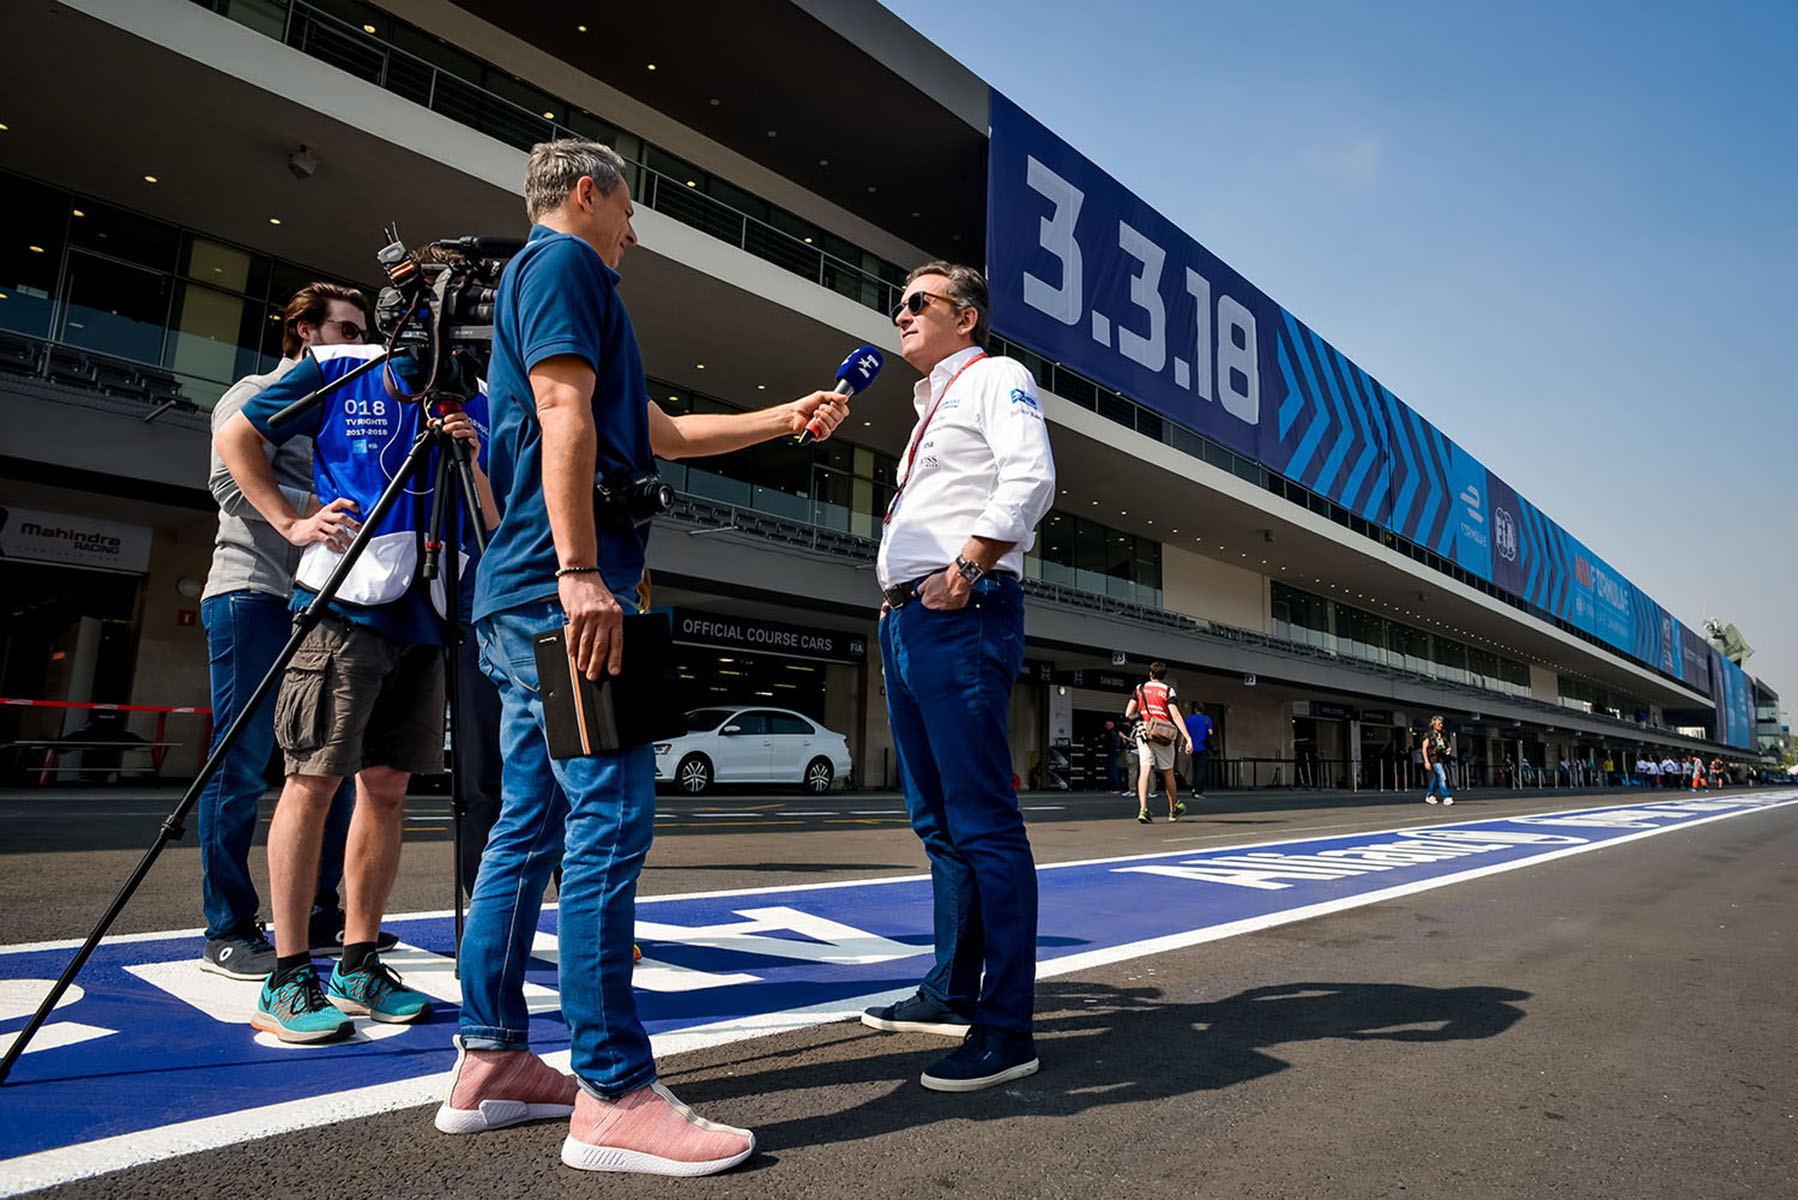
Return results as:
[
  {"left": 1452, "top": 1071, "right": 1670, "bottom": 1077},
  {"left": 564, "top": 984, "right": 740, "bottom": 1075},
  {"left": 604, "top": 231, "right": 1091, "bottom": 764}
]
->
[
  {"left": 1659, "top": 756, "right": 1679, "bottom": 789},
  {"left": 1184, "top": 704, "right": 1213, "bottom": 800},
  {"left": 1124, "top": 662, "right": 1195, "bottom": 822},
  {"left": 1098, "top": 719, "right": 1124, "bottom": 793},
  {"left": 1421, "top": 716, "right": 1453, "bottom": 806}
]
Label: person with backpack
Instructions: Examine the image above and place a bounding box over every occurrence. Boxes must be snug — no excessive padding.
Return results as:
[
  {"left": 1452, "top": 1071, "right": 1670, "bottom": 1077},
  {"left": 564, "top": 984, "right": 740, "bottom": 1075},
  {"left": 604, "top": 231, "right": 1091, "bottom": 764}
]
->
[{"left": 1124, "top": 662, "right": 1195, "bottom": 823}]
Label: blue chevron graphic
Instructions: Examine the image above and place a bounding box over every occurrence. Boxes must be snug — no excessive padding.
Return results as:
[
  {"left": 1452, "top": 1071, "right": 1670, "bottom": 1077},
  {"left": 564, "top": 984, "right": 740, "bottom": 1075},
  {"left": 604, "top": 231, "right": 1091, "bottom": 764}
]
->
[
  {"left": 1383, "top": 389, "right": 1419, "bottom": 536},
  {"left": 1307, "top": 327, "right": 1356, "bottom": 499},
  {"left": 1338, "top": 360, "right": 1382, "bottom": 520},
  {"left": 1279, "top": 312, "right": 1331, "bottom": 485},
  {"left": 1276, "top": 329, "right": 1307, "bottom": 439}
]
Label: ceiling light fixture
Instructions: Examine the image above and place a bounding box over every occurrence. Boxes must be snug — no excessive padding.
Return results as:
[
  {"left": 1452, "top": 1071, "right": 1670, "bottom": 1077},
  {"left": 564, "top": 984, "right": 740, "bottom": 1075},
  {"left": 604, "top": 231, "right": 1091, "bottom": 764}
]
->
[
  {"left": 577, "top": 24, "right": 588, "bottom": 33},
  {"left": 143, "top": 175, "right": 158, "bottom": 183},
  {"left": 646, "top": 63, "right": 657, "bottom": 71},
  {"left": 542, "top": 111, "right": 555, "bottom": 119},
  {"left": 268, "top": 218, "right": 281, "bottom": 225},
  {"left": 362, "top": 23, "right": 376, "bottom": 34},
  {"left": 72, "top": 209, "right": 84, "bottom": 217}
]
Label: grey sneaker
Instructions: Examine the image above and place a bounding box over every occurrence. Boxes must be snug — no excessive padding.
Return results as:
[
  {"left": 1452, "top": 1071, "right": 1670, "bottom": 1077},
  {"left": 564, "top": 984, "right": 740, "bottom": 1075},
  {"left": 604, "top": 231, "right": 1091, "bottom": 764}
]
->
[
  {"left": 201, "top": 926, "right": 277, "bottom": 981},
  {"left": 861, "top": 990, "right": 973, "bottom": 1037},
  {"left": 308, "top": 908, "right": 400, "bottom": 957}
]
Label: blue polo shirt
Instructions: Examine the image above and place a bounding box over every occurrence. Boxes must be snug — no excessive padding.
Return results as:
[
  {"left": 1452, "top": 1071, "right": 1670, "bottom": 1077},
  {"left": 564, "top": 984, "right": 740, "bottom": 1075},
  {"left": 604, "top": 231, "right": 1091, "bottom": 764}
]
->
[
  {"left": 1185, "top": 711, "right": 1212, "bottom": 751},
  {"left": 475, "top": 225, "right": 654, "bottom": 622}
]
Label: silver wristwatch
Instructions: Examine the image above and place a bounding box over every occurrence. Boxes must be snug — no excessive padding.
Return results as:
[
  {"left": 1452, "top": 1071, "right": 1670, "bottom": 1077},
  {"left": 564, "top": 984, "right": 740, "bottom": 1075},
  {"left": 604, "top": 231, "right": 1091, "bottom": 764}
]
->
[{"left": 953, "top": 553, "right": 985, "bottom": 583}]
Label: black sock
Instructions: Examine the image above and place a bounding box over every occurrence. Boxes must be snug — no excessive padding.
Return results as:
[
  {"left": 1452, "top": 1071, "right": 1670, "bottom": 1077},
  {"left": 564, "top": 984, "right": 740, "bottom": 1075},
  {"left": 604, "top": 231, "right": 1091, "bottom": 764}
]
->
[
  {"left": 341, "top": 940, "right": 378, "bottom": 973},
  {"left": 273, "top": 954, "right": 311, "bottom": 984}
]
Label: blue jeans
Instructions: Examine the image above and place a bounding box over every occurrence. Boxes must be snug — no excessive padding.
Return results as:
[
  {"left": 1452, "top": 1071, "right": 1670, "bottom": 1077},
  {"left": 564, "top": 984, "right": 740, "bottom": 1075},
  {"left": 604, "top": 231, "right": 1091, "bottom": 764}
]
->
[
  {"left": 198, "top": 591, "right": 352, "bottom": 941},
  {"left": 1425, "top": 761, "right": 1451, "bottom": 800},
  {"left": 880, "top": 575, "right": 1036, "bottom": 1034},
  {"left": 459, "top": 597, "right": 656, "bottom": 1098}
]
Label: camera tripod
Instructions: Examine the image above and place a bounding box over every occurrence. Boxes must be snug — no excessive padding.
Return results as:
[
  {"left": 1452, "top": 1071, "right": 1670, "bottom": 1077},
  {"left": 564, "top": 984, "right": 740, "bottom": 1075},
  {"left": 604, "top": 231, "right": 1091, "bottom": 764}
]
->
[{"left": 0, "top": 349, "right": 490, "bottom": 1084}]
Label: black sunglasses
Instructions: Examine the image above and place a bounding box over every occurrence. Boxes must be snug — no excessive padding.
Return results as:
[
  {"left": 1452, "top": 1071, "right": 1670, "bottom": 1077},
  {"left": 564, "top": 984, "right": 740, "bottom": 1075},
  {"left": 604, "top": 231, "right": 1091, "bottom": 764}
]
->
[
  {"left": 321, "top": 319, "right": 366, "bottom": 341},
  {"left": 890, "top": 290, "right": 960, "bottom": 322}
]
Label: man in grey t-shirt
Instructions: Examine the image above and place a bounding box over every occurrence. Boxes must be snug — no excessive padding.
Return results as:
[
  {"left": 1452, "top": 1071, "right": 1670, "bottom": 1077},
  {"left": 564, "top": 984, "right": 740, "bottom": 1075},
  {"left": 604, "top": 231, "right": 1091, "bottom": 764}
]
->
[{"left": 196, "top": 283, "right": 379, "bottom": 979}]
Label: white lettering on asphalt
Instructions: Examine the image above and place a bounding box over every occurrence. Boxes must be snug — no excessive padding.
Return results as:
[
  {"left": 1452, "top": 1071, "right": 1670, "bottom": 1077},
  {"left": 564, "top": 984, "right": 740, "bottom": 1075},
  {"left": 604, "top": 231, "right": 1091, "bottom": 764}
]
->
[
  {"left": 0, "top": 980, "right": 111, "bottom": 1056},
  {"left": 633, "top": 906, "right": 920, "bottom": 966},
  {"left": 1112, "top": 826, "right": 1598, "bottom": 889}
]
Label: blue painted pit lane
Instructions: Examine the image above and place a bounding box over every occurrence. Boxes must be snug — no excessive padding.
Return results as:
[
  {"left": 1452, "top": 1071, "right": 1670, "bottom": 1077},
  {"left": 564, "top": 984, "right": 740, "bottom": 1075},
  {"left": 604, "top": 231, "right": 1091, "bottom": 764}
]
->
[{"left": 1, "top": 791, "right": 1792, "bottom": 1192}]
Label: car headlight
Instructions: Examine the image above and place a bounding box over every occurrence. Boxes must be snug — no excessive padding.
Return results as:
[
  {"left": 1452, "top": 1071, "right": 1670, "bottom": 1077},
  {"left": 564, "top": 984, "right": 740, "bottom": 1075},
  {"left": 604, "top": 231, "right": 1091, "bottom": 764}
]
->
[{"left": 654, "top": 743, "right": 672, "bottom": 755}]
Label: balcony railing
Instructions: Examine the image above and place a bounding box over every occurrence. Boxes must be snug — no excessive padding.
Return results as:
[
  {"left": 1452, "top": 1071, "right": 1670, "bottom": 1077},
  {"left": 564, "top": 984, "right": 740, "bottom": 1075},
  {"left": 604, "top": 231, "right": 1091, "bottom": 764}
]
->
[{"left": 190, "top": 0, "right": 905, "bottom": 316}]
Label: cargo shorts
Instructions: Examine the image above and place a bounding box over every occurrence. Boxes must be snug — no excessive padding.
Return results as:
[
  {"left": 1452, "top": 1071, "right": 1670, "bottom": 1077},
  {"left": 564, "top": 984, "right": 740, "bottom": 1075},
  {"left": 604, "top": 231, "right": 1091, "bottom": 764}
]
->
[{"left": 273, "top": 615, "right": 445, "bottom": 778}]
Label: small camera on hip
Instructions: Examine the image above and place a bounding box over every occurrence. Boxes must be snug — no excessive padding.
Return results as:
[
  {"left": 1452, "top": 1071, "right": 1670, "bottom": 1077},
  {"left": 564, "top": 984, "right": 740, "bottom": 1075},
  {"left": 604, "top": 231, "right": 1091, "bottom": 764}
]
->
[{"left": 593, "top": 470, "right": 673, "bottom": 534}]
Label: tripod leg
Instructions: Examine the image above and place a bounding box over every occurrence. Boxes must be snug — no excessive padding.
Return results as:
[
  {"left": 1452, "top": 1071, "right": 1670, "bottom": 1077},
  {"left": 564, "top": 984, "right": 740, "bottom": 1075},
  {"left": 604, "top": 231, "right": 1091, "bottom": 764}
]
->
[{"left": 0, "top": 427, "right": 444, "bottom": 1085}]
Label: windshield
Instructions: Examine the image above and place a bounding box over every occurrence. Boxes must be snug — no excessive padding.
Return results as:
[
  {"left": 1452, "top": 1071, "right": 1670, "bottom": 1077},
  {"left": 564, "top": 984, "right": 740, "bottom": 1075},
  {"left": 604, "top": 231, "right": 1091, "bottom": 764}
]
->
[{"left": 683, "top": 708, "right": 736, "bottom": 733}]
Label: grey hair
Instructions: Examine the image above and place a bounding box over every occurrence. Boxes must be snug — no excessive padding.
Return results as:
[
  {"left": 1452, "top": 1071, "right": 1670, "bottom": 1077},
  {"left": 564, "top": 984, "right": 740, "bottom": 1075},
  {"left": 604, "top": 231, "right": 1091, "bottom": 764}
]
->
[
  {"left": 524, "top": 139, "right": 628, "bottom": 222},
  {"left": 905, "top": 260, "right": 991, "bottom": 349}
]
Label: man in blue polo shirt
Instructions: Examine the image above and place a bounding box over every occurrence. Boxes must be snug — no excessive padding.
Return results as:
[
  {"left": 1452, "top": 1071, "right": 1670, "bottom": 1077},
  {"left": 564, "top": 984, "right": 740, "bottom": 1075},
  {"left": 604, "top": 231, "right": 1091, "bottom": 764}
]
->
[
  {"left": 434, "top": 138, "right": 847, "bottom": 1175},
  {"left": 1185, "top": 703, "right": 1213, "bottom": 800},
  {"left": 217, "top": 349, "right": 494, "bottom": 1043}
]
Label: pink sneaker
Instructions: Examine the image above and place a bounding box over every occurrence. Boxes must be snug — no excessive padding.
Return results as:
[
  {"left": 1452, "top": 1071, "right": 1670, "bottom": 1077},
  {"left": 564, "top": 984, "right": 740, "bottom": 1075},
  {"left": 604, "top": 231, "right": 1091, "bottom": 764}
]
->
[
  {"left": 434, "top": 1036, "right": 579, "bottom": 1134},
  {"left": 560, "top": 1081, "right": 754, "bottom": 1176}
]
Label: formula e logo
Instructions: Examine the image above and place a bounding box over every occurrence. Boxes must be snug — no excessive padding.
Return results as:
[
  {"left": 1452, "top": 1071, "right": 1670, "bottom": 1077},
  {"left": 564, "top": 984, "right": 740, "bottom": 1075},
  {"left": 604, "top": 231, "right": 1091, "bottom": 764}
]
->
[
  {"left": 1494, "top": 506, "right": 1517, "bottom": 563},
  {"left": 1458, "top": 484, "right": 1484, "bottom": 524},
  {"left": 1009, "top": 387, "right": 1040, "bottom": 412},
  {"left": 1574, "top": 555, "right": 1591, "bottom": 588}
]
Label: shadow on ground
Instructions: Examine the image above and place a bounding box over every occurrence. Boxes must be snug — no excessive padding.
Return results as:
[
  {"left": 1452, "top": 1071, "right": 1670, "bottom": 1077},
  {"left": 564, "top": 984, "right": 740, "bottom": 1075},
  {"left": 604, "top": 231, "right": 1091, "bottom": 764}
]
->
[{"left": 675, "top": 978, "right": 1531, "bottom": 1153}]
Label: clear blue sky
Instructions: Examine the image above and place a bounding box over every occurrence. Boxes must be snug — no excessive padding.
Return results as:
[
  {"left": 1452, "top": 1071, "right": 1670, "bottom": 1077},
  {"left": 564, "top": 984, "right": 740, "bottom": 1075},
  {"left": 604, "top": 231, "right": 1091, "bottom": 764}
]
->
[{"left": 881, "top": 0, "right": 1797, "bottom": 717}]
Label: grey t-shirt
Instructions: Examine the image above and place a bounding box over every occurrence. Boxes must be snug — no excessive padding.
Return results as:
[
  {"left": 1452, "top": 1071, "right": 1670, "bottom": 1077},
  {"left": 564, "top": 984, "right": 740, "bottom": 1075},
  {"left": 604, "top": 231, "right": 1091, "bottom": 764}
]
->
[{"left": 202, "top": 358, "right": 317, "bottom": 601}]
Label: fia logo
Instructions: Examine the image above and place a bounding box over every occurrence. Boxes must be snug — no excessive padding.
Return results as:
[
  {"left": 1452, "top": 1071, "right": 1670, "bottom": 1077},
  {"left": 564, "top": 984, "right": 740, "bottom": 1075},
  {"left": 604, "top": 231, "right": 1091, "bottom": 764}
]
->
[{"left": 1494, "top": 506, "right": 1518, "bottom": 563}]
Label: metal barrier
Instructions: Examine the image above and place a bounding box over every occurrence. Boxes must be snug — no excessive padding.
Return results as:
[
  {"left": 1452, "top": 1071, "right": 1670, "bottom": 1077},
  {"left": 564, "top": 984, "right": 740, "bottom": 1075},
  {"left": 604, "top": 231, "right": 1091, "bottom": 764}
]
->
[{"left": 0, "top": 699, "right": 213, "bottom": 785}]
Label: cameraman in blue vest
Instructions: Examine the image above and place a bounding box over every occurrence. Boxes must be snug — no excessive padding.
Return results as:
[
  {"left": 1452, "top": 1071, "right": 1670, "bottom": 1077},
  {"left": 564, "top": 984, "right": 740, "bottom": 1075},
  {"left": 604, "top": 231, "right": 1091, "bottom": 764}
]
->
[{"left": 216, "top": 345, "right": 495, "bottom": 1043}]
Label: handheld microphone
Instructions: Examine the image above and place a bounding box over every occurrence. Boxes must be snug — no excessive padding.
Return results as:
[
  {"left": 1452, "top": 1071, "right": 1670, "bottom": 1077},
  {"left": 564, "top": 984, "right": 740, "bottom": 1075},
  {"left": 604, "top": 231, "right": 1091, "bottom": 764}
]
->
[{"left": 797, "top": 345, "right": 885, "bottom": 444}]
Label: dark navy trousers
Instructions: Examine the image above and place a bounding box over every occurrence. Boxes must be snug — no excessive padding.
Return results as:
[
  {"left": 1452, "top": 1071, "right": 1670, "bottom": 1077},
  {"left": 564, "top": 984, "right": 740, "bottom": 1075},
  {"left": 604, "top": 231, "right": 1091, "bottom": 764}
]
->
[{"left": 879, "top": 574, "right": 1037, "bottom": 1034}]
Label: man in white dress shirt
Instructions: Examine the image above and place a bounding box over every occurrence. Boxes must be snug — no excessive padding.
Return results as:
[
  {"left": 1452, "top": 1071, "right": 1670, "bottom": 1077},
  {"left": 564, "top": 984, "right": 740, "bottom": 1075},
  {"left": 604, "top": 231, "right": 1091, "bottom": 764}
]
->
[{"left": 857, "top": 261, "right": 1056, "bottom": 1093}]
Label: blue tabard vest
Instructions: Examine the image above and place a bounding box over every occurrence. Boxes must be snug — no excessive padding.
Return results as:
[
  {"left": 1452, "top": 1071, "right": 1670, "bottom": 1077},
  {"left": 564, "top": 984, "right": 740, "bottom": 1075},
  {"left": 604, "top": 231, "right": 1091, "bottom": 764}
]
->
[{"left": 293, "top": 344, "right": 489, "bottom": 618}]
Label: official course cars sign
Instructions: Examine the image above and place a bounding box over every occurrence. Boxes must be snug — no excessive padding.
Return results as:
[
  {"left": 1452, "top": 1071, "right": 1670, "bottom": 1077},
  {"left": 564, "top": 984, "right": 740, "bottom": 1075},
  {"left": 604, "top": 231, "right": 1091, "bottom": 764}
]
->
[{"left": 669, "top": 608, "right": 866, "bottom": 663}]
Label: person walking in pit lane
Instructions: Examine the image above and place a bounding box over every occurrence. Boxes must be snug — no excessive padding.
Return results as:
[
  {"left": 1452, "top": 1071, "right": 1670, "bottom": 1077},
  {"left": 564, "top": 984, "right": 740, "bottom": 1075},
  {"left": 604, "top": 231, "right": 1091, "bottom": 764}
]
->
[
  {"left": 1124, "top": 662, "right": 1196, "bottom": 823},
  {"left": 1421, "top": 715, "right": 1453, "bottom": 806}
]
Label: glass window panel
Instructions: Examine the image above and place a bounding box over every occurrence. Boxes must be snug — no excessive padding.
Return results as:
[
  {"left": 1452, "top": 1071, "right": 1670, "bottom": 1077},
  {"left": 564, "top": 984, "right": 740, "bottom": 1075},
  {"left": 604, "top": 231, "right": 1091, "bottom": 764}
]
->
[
  {"left": 68, "top": 202, "right": 178, "bottom": 271},
  {"left": 219, "top": 0, "right": 292, "bottom": 40},
  {"left": 1106, "top": 531, "right": 1132, "bottom": 578},
  {"left": 167, "top": 281, "right": 255, "bottom": 387},
  {"left": 0, "top": 174, "right": 68, "bottom": 338},
  {"left": 183, "top": 237, "right": 253, "bottom": 292},
  {"left": 1039, "top": 512, "right": 1074, "bottom": 566},
  {"left": 1074, "top": 518, "right": 1108, "bottom": 575},
  {"left": 390, "top": 24, "right": 481, "bottom": 83},
  {"left": 59, "top": 252, "right": 171, "bottom": 364}
]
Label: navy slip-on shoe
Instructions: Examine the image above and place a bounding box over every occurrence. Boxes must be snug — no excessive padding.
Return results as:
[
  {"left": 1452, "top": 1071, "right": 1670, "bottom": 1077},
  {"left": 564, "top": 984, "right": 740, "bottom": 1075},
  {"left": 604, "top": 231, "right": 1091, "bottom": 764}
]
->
[
  {"left": 862, "top": 990, "right": 973, "bottom": 1037},
  {"left": 920, "top": 1024, "right": 1040, "bottom": 1092}
]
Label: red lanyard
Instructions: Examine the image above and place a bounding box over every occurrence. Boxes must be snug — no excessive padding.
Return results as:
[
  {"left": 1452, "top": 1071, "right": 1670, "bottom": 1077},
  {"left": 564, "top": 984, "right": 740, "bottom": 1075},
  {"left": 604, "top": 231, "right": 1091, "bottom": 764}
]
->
[{"left": 884, "top": 351, "right": 986, "bottom": 526}]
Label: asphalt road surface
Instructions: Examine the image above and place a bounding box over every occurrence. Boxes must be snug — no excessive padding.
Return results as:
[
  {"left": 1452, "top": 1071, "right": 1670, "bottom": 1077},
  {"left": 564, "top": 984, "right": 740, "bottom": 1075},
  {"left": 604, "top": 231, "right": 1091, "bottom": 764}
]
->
[{"left": 3, "top": 783, "right": 1793, "bottom": 1198}]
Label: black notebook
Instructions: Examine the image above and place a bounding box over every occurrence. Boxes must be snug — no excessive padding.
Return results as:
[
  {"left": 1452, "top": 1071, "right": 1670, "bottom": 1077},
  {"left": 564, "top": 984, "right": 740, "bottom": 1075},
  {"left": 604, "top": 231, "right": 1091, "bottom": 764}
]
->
[{"left": 533, "top": 612, "right": 684, "bottom": 757}]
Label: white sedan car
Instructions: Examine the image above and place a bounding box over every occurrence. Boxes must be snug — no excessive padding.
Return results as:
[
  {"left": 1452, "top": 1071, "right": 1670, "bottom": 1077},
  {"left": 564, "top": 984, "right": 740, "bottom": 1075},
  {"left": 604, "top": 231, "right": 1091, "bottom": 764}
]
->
[{"left": 655, "top": 707, "right": 852, "bottom": 795}]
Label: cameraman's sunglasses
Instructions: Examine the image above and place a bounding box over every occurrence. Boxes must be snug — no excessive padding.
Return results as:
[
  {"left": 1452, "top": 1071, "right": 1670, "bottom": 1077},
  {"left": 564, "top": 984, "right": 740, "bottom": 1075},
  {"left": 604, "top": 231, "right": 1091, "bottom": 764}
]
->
[{"left": 890, "top": 290, "right": 959, "bottom": 323}]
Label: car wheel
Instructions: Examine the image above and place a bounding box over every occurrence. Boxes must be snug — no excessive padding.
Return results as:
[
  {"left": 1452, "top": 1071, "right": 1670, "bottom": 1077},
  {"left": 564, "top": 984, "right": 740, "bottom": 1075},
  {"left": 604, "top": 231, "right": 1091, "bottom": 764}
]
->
[
  {"left": 676, "top": 753, "right": 713, "bottom": 795},
  {"left": 803, "top": 757, "right": 834, "bottom": 794}
]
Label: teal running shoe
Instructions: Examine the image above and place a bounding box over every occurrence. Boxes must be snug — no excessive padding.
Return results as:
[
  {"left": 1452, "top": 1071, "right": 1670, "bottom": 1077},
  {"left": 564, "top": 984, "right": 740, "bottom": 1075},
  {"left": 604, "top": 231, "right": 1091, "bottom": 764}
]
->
[
  {"left": 252, "top": 964, "right": 352, "bottom": 1044},
  {"left": 326, "top": 958, "right": 433, "bottom": 1024}
]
